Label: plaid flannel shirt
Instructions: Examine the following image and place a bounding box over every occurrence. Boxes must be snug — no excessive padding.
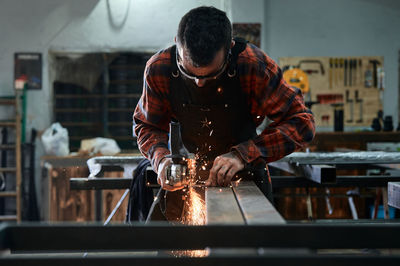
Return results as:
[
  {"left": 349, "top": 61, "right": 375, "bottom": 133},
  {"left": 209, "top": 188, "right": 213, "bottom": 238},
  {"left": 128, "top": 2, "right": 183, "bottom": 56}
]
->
[{"left": 133, "top": 43, "right": 315, "bottom": 173}]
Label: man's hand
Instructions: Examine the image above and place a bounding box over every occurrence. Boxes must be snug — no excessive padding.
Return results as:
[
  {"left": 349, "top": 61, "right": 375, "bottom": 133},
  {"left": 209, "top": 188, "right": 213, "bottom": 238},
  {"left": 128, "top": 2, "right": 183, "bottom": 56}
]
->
[
  {"left": 205, "top": 151, "right": 245, "bottom": 187},
  {"left": 157, "top": 157, "right": 185, "bottom": 191}
]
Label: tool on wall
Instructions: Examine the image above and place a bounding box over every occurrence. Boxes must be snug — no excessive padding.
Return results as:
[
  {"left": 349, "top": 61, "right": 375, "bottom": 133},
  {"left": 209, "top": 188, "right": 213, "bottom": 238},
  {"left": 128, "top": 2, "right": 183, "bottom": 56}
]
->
[
  {"left": 349, "top": 59, "right": 353, "bottom": 87},
  {"left": 346, "top": 90, "right": 353, "bottom": 123},
  {"left": 358, "top": 59, "right": 362, "bottom": 87},
  {"left": 344, "top": 59, "right": 348, "bottom": 87},
  {"left": 329, "top": 58, "right": 333, "bottom": 89},
  {"left": 369, "top": 59, "right": 381, "bottom": 88},
  {"left": 282, "top": 67, "right": 310, "bottom": 95},
  {"left": 339, "top": 58, "right": 344, "bottom": 86},
  {"left": 334, "top": 58, "right": 339, "bottom": 87},
  {"left": 355, "top": 90, "right": 363, "bottom": 123}
]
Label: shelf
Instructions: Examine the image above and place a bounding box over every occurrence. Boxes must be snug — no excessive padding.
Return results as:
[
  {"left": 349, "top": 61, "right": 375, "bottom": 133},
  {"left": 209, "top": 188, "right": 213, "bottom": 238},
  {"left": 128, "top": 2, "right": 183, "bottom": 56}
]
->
[
  {"left": 60, "top": 122, "right": 102, "bottom": 126},
  {"left": 108, "top": 108, "right": 133, "bottom": 112},
  {"left": 0, "top": 97, "right": 16, "bottom": 105},
  {"left": 107, "top": 94, "right": 141, "bottom": 98},
  {"left": 55, "top": 94, "right": 103, "bottom": 98},
  {"left": 107, "top": 136, "right": 136, "bottom": 140},
  {"left": 0, "top": 191, "right": 17, "bottom": 197},
  {"left": 108, "top": 122, "right": 132, "bottom": 126},
  {"left": 0, "top": 121, "right": 16, "bottom": 127},
  {"left": 55, "top": 108, "right": 100, "bottom": 113},
  {"left": 108, "top": 65, "right": 145, "bottom": 70},
  {"left": 69, "top": 136, "right": 95, "bottom": 140},
  {"left": 0, "top": 144, "right": 15, "bottom": 150},
  {"left": 0, "top": 215, "right": 17, "bottom": 221},
  {"left": 0, "top": 167, "right": 16, "bottom": 172},
  {"left": 108, "top": 80, "right": 142, "bottom": 85}
]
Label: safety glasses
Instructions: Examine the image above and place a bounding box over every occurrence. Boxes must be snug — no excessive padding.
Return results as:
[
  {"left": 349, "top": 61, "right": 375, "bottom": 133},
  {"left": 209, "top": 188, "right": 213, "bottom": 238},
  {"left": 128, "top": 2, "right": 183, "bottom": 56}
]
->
[{"left": 175, "top": 48, "right": 230, "bottom": 81}]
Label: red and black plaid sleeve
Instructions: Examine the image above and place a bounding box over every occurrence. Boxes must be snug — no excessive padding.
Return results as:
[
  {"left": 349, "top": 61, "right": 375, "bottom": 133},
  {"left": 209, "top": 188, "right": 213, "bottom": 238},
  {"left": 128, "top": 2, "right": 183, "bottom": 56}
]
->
[
  {"left": 133, "top": 48, "right": 173, "bottom": 172},
  {"left": 231, "top": 43, "right": 315, "bottom": 163}
]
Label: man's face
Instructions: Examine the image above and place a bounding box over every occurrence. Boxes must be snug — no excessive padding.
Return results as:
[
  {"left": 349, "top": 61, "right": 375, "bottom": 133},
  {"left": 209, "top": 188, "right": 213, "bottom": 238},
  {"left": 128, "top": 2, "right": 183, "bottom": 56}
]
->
[{"left": 176, "top": 45, "right": 227, "bottom": 87}]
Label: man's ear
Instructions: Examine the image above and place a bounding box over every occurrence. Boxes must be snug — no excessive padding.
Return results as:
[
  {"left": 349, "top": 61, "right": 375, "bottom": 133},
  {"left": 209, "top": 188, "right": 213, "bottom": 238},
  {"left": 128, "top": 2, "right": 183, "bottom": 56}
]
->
[
  {"left": 230, "top": 39, "right": 235, "bottom": 48},
  {"left": 174, "top": 36, "right": 177, "bottom": 43}
]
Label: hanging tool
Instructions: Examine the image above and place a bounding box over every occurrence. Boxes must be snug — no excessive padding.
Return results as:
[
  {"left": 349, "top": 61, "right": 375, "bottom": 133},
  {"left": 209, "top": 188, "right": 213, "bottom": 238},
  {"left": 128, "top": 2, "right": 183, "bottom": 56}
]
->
[
  {"left": 369, "top": 59, "right": 381, "bottom": 88},
  {"left": 344, "top": 59, "right": 348, "bottom": 86},
  {"left": 355, "top": 90, "right": 363, "bottom": 123},
  {"left": 349, "top": 59, "right": 353, "bottom": 87},
  {"left": 356, "top": 92, "right": 362, "bottom": 122},
  {"left": 334, "top": 58, "right": 339, "bottom": 87},
  {"left": 346, "top": 90, "right": 353, "bottom": 123},
  {"left": 329, "top": 58, "right": 333, "bottom": 89},
  {"left": 282, "top": 67, "right": 310, "bottom": 94},
  {"left": 298, "top": 60, "right": 325, "bottom": 75},
  {"left": 339, "top": 58, "right": 344, "bottom": 86},
  {"left": 354, "top": 59, "right": 358, "bottom": 86},
  {"left": 358, "top": 59, "right": 362, "bottom": 87}
]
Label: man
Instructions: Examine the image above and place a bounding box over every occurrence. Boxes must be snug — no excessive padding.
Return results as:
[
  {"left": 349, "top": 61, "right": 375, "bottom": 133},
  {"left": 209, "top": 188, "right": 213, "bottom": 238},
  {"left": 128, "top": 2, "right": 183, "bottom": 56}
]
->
[{"left": 133, "top": 6, "right": 315, "bottom": 221}]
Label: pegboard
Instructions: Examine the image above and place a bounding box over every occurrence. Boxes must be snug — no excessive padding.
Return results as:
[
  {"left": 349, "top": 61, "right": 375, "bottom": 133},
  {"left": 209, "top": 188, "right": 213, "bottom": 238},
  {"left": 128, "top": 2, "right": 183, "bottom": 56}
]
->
[{"left": 279, "top": 56, "right": 383, "bottom": 128}]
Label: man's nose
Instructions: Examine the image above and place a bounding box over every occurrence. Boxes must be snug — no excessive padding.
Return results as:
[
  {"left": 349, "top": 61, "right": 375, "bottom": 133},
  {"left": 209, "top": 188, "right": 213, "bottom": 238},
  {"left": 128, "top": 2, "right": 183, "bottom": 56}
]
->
[{"left": 195, "top": 78, "right": 206, "bottom": 87}]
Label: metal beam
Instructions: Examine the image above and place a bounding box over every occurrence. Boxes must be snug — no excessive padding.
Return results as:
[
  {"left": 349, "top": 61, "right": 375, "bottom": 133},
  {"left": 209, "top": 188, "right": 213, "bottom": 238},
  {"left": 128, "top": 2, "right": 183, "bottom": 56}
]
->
[
  {"left": 232, "top": 181, "right": 285, "bottom": 224},
  {"left": 280, "top": 152, "right": 400, "bottom": 165},
  {"left": 1, "top": 254, "right": 400, "bottom": 266},
  {"left": 269, "top": 162, "right": 336, "bottom": 184},
  {"left": 2, "top": 223, "right": 400, "bottom": 251},
  {"left": 206, "top": 187, "right": 244, "bottom": 225},
  {"left": 70, "top": 174, "right": 400, "bottom": 190},
  {"left": 272, "top": 175, "right": 400, "bottom": 188}
]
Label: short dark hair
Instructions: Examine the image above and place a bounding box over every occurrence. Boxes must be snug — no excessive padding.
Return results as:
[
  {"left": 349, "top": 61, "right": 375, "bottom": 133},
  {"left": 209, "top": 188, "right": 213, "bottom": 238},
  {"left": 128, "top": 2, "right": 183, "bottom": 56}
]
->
[{"left": 177, "top": 6, "right": 232, "bottom": 67}]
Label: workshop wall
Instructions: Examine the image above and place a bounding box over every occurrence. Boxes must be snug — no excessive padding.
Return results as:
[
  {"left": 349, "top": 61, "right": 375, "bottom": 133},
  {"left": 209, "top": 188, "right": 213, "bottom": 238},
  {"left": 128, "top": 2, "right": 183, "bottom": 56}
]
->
[
  {"left": 264, "top": 0, "right": 400, "bottom": 129},
  {"left": 0, "top": 0, "right": 265, "bottom": 210}
]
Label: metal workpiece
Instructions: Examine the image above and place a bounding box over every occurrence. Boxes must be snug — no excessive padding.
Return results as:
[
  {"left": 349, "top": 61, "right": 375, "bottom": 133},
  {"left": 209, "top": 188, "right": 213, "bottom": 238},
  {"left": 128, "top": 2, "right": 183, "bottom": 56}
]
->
[
  {"left": 231, "top": 181, "right": 285, "bottom": 224},
  {"left": 279, "top": 151, "right": 400, "bottom": 165},
  {"left": 388, "top": 182, "right": 400, "bottom": 209},
  {"left": 87, "top": 155, "right": 144, "bottom": 178},
  {"left": 206, "top": 186, "right": 245, "bottom": 225},
  {"left": 2, "top": 223, "right": 400, "bottom": 251},
  {"left": 206, "top": 181, "right": 283, "bottom": 225},
  {"left": 269, "top": 161, "right": 336, "bottom": 184}
]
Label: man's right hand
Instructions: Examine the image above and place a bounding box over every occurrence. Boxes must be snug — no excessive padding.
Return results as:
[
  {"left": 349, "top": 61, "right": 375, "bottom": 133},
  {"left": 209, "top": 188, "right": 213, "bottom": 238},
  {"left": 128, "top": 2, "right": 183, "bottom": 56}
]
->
[{"left": 157, "top": 157, "right": 185, "bottom": 191}]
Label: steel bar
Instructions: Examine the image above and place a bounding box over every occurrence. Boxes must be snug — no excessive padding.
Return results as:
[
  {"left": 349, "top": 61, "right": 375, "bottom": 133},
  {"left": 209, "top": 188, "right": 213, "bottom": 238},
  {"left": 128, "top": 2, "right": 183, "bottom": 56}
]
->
[
  {"left": 70, "top": 175, "right": 400, "bottom": 190},
  {"left": 232, "top": 181, "right": 285, "bottom": 224},
  {"left": 2, "top": 223, "right": 400, "bottom": 251},
  {"left": 269, "top": 162, "right": 336, "bottom": 184},
  {"left": 272, "top": 175, "right": 400, "bottom": 188},
  {"left": 1, "top": 254, "right": 400, "bottom": 266},
  {"left": 206, "top": 187, "right": 244, "bottom": 224},
  {"left": 279, "top": 152, "right": 400, "bottom": 165}
]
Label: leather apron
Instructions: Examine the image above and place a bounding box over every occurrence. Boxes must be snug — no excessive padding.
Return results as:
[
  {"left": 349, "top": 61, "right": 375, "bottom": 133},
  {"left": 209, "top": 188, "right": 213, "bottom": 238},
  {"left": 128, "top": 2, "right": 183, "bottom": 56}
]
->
[{"left": 156, "top": 39, "right": 272, "bottom": 222}]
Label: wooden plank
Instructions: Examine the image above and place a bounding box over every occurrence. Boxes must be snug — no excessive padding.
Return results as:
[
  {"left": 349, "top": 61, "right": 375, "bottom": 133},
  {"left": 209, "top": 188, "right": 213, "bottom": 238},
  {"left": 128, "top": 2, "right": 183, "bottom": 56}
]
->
[
  {"left": 232, "top": 181, "right": 285, "bottom": 224},
  {"left": 205, "top": 187, "right": 244, "bottom": 224},
  {"left": 0, "top": 191, "right": 17, "bottom": 197}
]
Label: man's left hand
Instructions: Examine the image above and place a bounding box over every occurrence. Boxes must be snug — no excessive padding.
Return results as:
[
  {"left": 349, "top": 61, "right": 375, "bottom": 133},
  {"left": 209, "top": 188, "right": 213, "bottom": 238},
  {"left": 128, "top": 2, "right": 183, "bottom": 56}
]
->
[{"left": 205, "top": 151, "right": 245, "bottom": 187}]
